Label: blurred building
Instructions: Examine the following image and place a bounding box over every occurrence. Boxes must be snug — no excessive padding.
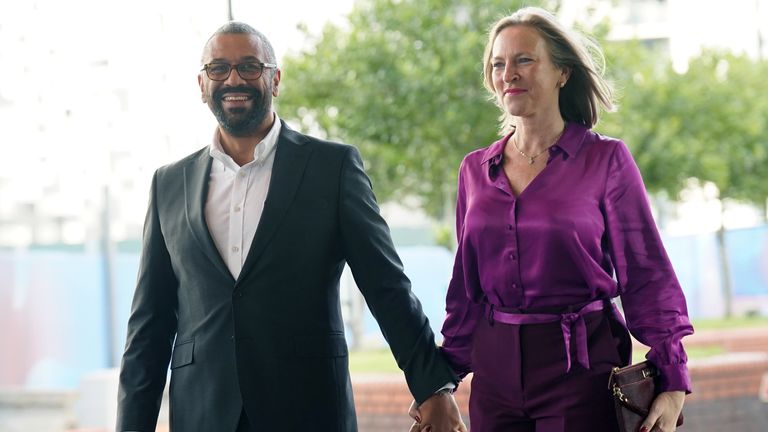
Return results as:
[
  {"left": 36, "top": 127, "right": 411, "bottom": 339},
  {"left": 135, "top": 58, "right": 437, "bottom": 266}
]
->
[
  {"left": 0, "top": 0, "right": 224, "bottom": 251},
  {"left": 0, "top": 0, "right": 357, "bottom": 251},
  {"left": 562, "top": 0, "right": 768, "bottom": 70}
]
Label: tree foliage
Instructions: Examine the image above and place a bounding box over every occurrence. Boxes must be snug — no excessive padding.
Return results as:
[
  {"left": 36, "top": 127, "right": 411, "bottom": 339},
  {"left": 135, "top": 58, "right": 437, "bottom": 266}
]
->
[
  {"left": 599, "top": 44, "right": 768, "bottom": 205},
  {"left": 278, "top": 0, "right": 557, "bottom": 218}
]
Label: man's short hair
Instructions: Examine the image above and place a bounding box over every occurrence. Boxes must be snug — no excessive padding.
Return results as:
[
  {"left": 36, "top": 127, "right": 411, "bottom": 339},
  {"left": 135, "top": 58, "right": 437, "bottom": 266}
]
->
[{"left": 202, "top": 21, "right": 277, "bottom": 66}]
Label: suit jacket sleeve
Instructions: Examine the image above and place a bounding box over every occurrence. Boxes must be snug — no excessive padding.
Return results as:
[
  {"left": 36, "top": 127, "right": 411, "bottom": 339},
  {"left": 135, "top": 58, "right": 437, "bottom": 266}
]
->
[
  {"left": 117, "top": 170, "right": 179, "bottom": 431},
  {"left": 338, "top": 146, "right": 457, "bottom": 404}
]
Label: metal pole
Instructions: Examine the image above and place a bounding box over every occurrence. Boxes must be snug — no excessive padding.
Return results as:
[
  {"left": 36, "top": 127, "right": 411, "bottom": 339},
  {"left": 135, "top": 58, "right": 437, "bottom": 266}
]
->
[
  {"left": 227, "top": 0, "right": 234, "bottom": 21},
  {"left": 717, "top": 205, "right": 733, "bottom": 318},
  {"left": 101, "top": 185, "right": 117, "bottom": 367}
]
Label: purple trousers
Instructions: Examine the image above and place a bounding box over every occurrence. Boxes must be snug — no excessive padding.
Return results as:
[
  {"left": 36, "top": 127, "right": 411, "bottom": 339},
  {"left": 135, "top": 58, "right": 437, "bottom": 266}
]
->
[{"left": 468, "top": 305, "right": 631, "bottom": 432}]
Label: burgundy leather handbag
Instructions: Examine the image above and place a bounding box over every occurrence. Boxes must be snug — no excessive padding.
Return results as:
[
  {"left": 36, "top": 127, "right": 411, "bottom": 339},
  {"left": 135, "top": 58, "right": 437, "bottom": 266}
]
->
[{"left": 608, "top": 361, "right": 684, "bottom": 432}]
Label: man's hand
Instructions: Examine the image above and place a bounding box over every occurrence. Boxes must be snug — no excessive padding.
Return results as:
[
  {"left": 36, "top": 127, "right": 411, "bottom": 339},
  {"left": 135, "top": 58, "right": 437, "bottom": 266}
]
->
[
  {"left": 407, "top": 391, "right": 467, "bottom": 432},
  {"left": 639, "top": 390, "right": 685, "bottom": 432}
]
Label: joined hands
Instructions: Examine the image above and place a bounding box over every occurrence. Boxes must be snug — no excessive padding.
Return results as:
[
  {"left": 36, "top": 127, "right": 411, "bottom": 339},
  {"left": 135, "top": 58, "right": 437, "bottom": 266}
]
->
[{"left": 407, "top": 391, "right": 467, "bottom": 432}]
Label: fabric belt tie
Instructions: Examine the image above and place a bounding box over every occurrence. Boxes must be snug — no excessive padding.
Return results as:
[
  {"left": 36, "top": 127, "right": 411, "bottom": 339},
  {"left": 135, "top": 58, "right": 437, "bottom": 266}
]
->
[{"left": 486, "top": 299, "right": 606, "bottom": 373}]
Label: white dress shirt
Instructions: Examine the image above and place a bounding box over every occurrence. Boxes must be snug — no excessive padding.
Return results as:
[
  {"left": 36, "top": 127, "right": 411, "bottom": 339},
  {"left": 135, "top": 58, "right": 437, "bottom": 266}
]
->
[{"left": 204, "top": 114, "right": 281, "bottom": 279}]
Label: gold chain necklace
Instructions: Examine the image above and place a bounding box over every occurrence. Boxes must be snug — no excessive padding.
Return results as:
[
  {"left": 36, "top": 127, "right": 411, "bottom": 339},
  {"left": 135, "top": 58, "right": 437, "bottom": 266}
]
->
[{"left": 512, "top": 127, "right": 565, "bottom": 165}]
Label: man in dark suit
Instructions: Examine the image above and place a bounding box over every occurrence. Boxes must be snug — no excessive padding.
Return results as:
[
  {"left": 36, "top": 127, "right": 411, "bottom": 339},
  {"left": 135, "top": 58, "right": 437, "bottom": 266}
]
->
[{"left": 116, "top": 22, "right": 466, "bottom": 432}]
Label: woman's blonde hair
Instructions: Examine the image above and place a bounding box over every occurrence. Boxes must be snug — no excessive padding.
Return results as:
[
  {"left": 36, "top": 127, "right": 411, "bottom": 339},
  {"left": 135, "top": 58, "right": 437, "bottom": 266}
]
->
[{"left": 482, "top": 7, "right": 615, "bottom": 135}]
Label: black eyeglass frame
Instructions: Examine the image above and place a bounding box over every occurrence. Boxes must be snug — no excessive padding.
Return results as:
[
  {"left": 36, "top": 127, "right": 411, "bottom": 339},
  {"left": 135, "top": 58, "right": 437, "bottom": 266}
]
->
[{"left": 200, "top": 61, "right": 278, "bottom": 81}]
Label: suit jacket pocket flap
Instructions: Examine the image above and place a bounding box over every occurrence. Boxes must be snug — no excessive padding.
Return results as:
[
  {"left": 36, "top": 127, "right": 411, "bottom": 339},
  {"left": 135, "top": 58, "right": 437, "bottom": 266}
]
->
[
  {"left": 294, "top": 333, "right": 348, "bottom": 358},
  {"left": 170, "top": 340, "right": 194, "bottom": 369}
]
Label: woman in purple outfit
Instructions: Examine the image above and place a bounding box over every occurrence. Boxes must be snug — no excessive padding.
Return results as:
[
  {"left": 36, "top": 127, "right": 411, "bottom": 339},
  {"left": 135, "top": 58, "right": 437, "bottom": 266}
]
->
[{"left": 412, "top": 7, "right": 692, "bottom": 432}]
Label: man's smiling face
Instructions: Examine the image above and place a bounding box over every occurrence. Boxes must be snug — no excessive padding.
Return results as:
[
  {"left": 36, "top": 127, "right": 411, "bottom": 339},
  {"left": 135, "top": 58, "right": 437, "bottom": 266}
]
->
[{"left": 198, "top": 33, "right": 280, "bottom": 137}]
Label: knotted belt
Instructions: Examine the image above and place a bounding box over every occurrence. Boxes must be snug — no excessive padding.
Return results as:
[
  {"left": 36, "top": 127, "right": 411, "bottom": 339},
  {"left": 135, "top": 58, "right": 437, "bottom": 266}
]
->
[{"left": 486, "top": 299, "right": 606, "bottom": 372}]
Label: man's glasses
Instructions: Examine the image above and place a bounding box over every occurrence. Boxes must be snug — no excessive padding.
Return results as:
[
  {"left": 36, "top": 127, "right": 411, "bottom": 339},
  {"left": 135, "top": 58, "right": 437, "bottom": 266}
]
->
[{"left": 200, "top": 62, "right": 277, "bottom": 81}]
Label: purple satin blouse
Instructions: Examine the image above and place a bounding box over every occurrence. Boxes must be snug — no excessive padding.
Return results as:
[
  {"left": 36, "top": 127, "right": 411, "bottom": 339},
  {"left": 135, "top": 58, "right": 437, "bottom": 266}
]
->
[{"left": 440, "top": 122, "right": 694, "bottom": 393}]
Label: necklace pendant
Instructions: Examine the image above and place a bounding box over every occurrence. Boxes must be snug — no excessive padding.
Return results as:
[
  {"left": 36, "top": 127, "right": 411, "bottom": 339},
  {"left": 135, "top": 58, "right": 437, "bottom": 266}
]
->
[{"left": 527, "top": 157, "right": 535, "bottom": 165}]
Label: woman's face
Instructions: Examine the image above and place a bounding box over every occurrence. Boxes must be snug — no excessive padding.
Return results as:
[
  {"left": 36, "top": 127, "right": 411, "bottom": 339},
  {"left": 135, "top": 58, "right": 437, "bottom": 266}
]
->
[{"left": 490, "top": 25, "right": 568, "bottom": 121}]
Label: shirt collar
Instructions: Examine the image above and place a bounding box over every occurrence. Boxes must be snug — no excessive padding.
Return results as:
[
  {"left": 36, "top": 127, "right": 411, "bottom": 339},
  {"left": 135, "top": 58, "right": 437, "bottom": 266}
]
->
[
  {"left": 480, "top": 133, "right": 511, "bottom": 166},
  {"left": 556, "top": 122, "right": 588, "bottom": 158},
  {"left": 209, "top": 112, "right": 282, "bottom": 170},
  {"left": 480, "top": 122, "right": 588, "bottom": 167}
]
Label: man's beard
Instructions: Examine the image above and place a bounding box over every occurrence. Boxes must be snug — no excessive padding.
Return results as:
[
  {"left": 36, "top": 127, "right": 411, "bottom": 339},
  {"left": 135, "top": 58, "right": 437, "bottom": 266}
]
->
[{"left": 209, "top": 85, "right": 271, "bottom": 137}]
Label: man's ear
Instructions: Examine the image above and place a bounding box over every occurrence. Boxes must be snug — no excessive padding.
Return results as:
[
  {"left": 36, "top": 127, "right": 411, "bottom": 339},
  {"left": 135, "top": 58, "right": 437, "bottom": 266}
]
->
[
  {"left": 198, "top": 73, "right": 206, "bottom": 102},
  {"left": 271, "top": 68, "right": 281, "bottom": 97}
]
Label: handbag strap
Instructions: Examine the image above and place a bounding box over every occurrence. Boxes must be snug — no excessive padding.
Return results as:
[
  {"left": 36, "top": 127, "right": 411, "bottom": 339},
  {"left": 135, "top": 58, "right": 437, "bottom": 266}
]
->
[{"left": 611, "top": 385, "right": 650, "bottom": 417}]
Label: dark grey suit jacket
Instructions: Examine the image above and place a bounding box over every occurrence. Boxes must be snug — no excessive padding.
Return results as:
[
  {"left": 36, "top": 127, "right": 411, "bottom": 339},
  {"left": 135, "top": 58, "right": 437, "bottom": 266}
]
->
[{"left": 116, "top": 121, "right": 457, "bottom": 432}]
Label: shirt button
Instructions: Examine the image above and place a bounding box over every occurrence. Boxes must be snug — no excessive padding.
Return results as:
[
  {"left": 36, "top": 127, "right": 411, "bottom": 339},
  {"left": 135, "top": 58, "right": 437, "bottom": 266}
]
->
[
  {"left": 512, "top": 283, "right": 518, "bottom": 289},
  {"left": 508, "top": 224, "right": 513, "bottom": 231},
  {"left": 510, "top": 254, "right": 516, "bottom": 260},
  {"left": 232, "top": 246, "right": 239, "bottom": 253},
  {"left": 239, "top": 171, "right": 246, "bottom": 177},
  {"left": 234, "top": 205, "right": 241, "bottom": 212}
]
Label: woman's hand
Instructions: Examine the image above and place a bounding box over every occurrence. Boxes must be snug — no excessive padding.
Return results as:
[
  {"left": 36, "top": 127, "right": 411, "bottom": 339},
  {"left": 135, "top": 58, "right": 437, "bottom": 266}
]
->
[
  {"left": 639, "top": 391, "right": 685, "bottom": 432},
  {"left": 407, "top": 396, "right": 467, "bottom": 432}
]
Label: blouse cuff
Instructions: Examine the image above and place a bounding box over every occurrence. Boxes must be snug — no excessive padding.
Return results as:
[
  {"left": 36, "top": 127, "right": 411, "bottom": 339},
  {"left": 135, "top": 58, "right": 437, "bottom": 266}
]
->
[{"left": 657, "top": 363, "right": 692, "bottom": 394}]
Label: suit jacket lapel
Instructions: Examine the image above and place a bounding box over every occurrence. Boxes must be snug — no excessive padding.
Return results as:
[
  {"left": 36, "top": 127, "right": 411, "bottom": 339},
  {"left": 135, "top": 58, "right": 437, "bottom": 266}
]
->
[
  {"left": 237, "top": 122, "right": 312, "bottom": 283},
  {"left": 184, "top": 149, "right": 235, "bottom": 283}
]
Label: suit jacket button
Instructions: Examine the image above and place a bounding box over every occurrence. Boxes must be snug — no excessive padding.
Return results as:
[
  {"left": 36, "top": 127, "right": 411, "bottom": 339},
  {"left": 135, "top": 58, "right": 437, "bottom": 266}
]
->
[{"left": 234, "top": 290, "right": 243, "bottom": 298}]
